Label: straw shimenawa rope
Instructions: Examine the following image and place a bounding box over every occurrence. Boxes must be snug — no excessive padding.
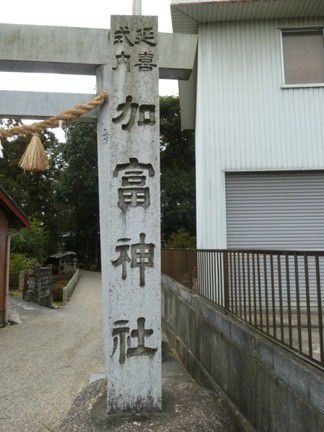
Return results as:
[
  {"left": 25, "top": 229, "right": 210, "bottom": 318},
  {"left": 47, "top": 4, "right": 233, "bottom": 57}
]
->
[{"left": 0, "top": 91, "right": 108, "bottom": 172}]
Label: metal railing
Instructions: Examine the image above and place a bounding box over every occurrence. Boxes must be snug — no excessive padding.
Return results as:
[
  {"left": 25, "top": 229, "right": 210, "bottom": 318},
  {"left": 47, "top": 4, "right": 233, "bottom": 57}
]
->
[{"left": 162, "top": 248, "right": 324, "bottom": 369}]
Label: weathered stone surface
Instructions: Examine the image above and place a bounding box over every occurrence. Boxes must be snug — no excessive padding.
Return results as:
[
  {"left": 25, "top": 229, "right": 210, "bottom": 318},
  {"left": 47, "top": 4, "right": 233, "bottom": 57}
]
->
[
  {"left": 7, "top": 309, "right": 22, "bottom": 325},
  {"left": 0, "top": 23, "right": 197, "bottom": 79},
  {"left": 97, "top": 15, "right": 161, "bottom": 413},
  {"left": 24, "top": 266, "right": 52, "bottom": 307},
  {"left": 58, "top": 354, "right": 236, "bottom": 432}
]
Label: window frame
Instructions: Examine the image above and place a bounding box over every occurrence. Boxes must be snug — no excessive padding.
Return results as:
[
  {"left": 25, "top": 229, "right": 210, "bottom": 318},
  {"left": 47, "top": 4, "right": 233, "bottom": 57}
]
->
[{"left": 280, "top": 27, "right": 324, "bottom": 89}]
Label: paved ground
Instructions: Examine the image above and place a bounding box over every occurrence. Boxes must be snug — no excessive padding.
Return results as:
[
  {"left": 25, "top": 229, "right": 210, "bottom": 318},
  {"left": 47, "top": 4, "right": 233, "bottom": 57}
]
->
[
  {"left": 0, "top": 271, "right": 104, "bottom": 432},
  {"left": 59, "top": 346, "right": 238, "bottom": 432},
  {"left": 0, "top": 270, "right": 238, "bottom": 432}
]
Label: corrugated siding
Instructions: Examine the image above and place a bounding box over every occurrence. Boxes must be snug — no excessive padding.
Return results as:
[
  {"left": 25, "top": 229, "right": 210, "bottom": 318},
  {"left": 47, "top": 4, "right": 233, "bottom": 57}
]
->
[
  {"left": 195, "top": 18, "right": 324, "bottom": 249},
  {"left": 226, "top": 172, "right": 324, "bottom": 250}
]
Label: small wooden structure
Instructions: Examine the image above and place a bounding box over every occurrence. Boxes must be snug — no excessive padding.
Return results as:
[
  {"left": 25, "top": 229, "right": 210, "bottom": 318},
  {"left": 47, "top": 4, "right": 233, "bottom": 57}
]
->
[
  {"left": 0, "top": 186, "right": 29, "bottom": 327},
  {"left": 47, "top": 251, "right": 77, "bottom": 277}
]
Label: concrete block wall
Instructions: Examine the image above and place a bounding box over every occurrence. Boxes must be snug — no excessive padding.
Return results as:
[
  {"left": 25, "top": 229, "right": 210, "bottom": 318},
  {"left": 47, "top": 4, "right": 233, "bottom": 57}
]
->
[
  {"left": 62, "top": 269, "right": 80, "bottom": 305},
  {"left": 162, "top": 275, "right": 324, "bottom": 432}
]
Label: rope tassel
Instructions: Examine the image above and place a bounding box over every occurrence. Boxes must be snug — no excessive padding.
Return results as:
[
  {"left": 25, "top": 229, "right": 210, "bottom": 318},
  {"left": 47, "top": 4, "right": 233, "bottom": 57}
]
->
[
  {"left": 0, "top": 91, "right": 108, "bottom": 172},
  {"left": 19, "top": 134, "right": 49, "bottom": 172}
]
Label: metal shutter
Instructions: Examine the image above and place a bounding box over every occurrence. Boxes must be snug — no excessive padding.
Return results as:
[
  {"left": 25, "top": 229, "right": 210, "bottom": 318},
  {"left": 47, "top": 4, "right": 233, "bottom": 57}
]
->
[
  {"left": 226, "top": 172, "right": 324, "bottom": 307},
  {"left": 226, "top": 172, "right": 324, "bottom": 250}
]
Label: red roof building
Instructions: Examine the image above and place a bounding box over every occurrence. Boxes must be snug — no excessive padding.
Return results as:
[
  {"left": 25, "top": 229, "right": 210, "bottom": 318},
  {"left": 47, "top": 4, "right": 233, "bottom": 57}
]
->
[{"left": 0, "top": 186, "right": 29, "bottom": 327}]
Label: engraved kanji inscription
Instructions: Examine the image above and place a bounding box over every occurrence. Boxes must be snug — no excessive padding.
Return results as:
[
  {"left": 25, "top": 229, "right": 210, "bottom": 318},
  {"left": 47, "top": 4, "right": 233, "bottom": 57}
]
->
[
  {"left": 111, "top": 318, "right": 157, "bottom": 364},
  {"left": 128, "top": 318, "right": 157, "bottom": 359},
  {"left": 112, "top": 96, "right": 138, "bottom": 130},
  {"left": 111, "top": 238, "right": 131, "bottom": 281},
  {"left": 138, "top": 105, "right": 156, "bottom": 126},
  {"left": 131, "top": 234, "right": 154, "bottom": 287},
  {"left": 112, "top": 234, "right": 154, "bottom": 287},
  {"left": 112, "top": 96, "right": 156, "bottom": 130},
  {"left": 114, "top": 26, "right": 134, "bottom": 46},
  {"left": 111, "top": 320, "right": 130, "bottom": 364},
  {"left": 134, "top": 52, "right": 157, "bottom": 72},
  {"left": 114, "top": 26, "right": 157, "bottom": 47},
  {"left": 102, "top": 128, "right": 109, "bottom": 145},
  {"left": 114, "top": 158, "right": 155, "bottom": 211},
  {"left": 113, "top": 51, "right": 131, "bottom": 72},
  {"left": 135, "top": 27, "right": 157, "bottom": 47}
]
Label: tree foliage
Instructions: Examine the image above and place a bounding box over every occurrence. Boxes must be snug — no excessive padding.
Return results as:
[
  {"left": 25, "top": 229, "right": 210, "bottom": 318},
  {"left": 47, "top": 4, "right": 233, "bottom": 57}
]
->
[
  {"left": 0, "top": 119, "right": 63, "bottom": 255},
  {"left": 160, "top": 96, "right": 196, "bottom": 244},
  {"left": 0, "top": 96, "right": 196, "bottom": 268},
  {"left": 57, "top": 122, "right": 100, "bottom": 269},
  {"left": 165, "top": 228, "right": 196, "bottom": 249},
  {"left": 11, "top": 218, "right": 48, "bottom": 263},
  {"left": 10, "top": 253, "right": 39, "bottom": 290}
]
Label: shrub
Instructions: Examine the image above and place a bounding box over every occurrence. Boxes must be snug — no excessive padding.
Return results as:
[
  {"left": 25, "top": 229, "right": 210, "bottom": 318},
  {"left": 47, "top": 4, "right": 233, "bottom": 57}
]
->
[
  {"left": 11, "top": 218, "right": 47, "bottom": 263},
  {"left": 9, "top": 253, "right": 39, "bottom": 290},
  {"left": 165, "top": 229, "right": 196, "bottom": 249}
]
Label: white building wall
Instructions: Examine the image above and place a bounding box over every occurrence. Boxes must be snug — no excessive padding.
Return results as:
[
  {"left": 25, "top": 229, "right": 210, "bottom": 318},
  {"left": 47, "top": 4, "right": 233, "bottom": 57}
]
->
[{"left": 195, "top": 17, "right": 324, "bottom": 249}]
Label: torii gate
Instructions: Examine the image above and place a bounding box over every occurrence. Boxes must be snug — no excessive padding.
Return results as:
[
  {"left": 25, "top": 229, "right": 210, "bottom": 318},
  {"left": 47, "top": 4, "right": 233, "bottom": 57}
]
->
[{"left": 0, "top": 1, "right": 197, "bottom": 413}]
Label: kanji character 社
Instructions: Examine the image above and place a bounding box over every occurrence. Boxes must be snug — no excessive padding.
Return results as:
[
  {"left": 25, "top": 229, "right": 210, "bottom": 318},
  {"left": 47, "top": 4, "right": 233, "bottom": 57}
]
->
[{"left": 111, "top": 318, "right": 157, "bottom": 364}]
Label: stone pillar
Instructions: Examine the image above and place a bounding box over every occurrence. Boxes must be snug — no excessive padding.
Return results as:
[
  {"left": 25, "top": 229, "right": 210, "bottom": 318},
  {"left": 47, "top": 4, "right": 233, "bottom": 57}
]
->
[{"left": 97, "top": 15, "right": 161, "bottom": 413}]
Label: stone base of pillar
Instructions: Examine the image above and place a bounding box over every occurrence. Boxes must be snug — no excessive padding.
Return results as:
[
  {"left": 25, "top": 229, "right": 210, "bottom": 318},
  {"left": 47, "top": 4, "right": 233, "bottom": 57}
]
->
[{"left": 59, "top": 347, "right": 237, "bottom": 432}]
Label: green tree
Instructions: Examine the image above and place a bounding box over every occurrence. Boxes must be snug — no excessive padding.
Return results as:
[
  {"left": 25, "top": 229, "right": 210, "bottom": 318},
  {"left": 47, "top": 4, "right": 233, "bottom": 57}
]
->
[
  {"left": 9, "top": 253, "right": 39, "bottom": 290},
  {"left": 0, "top": 96, "right": 196, "bottom": 269},
  {"left": 165, "top": 228, "right": 196, "bottom": 249},
  {"left": 160, "top": 96, "right": 196, "bottom": 243},
  {"left": 57, "top": 122, "right": 100, "bottom": 269},
  {"left": 0, "top": 120, "right": 63, "bottom": 255},
  {"left": 11, "top": 218, "right": 48, "bottom": 263}
]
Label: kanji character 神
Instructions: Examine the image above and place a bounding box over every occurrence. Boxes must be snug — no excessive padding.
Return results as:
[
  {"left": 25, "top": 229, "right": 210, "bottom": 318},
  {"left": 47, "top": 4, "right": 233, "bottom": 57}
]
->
[
  {"left": 111, "top": 234, "right": 155, "bottom": 286},
  {"left": 111, "top": 238, "right": 131, "bottom": 280},
  {"left": 131, "top": 233, "right": 154, "bottom": 287}
]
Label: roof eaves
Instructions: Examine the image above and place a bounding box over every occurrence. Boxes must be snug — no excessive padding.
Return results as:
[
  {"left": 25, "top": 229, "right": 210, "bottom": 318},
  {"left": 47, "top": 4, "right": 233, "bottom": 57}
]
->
[
  {"left": 0, "top": 186, "right": 30, "bottom": 228},
  {"left": 171, "top": 3, "right": 198, "bottom": 34},
  {"left": 171, "top": 0, "right": 324, "bottom": 25}
]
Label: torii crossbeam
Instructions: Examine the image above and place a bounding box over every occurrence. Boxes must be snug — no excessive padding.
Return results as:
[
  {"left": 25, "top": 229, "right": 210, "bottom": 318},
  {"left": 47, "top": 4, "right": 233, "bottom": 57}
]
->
[{"left": 0, "top": 7, "right": 197, "bottom": 414}]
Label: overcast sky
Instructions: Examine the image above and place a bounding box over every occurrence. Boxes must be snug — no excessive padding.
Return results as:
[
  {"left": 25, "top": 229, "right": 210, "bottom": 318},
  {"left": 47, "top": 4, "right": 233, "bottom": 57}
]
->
[{"left": 0, "top": 0, "right": 178, "bottom": 96}]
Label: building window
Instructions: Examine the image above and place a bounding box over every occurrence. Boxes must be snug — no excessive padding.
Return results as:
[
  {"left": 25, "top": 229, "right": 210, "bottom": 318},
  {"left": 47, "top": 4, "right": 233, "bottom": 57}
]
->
[{"left": 282, "top": 29, "right": 324, "bottom": 86}]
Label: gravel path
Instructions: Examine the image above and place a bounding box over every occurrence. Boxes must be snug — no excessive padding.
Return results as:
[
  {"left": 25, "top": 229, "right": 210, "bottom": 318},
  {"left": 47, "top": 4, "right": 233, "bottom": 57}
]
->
[{"left": 0, "top": 270, "right": 104, "bottom": 432}]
